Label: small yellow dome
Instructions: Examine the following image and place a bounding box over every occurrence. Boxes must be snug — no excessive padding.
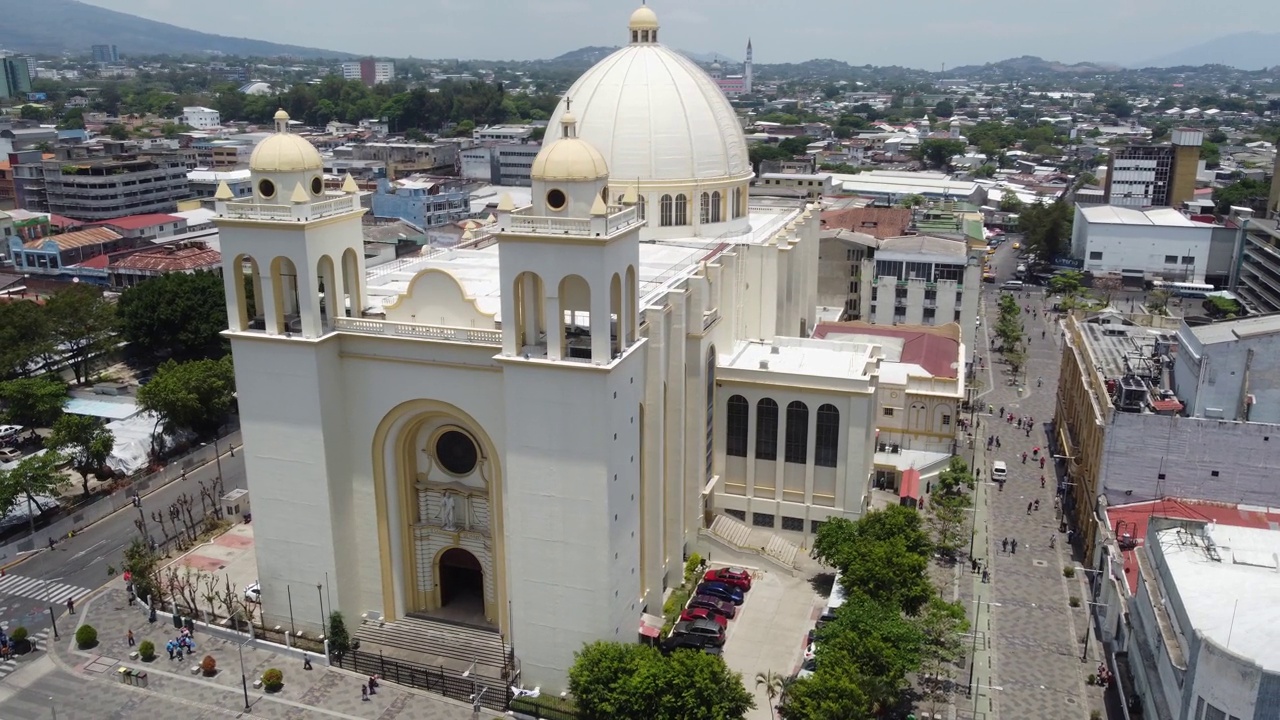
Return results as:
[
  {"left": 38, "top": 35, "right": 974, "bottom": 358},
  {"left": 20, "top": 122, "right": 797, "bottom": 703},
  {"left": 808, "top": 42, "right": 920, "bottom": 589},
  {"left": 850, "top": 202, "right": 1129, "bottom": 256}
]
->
[
  {"left": 250, "top": 133, "right": 323, "bottom": 173},
  {"left": 531, "top": 137, "right": 609, "bottom": 182},
  {"left": 629, "top": 5, "right": 659, "bottom": 29},
  {"left": 273, "top": 109, "right": 290, "bottom": 121}
]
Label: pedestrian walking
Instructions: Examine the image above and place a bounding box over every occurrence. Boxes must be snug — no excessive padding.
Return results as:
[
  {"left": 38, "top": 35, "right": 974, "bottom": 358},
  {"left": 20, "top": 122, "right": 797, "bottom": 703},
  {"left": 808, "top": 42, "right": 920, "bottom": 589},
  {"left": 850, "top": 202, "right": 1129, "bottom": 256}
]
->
[
  {"left": 127, "top": 629, "right": 135, "bottom": 647},
  {"left": 1002, "top": 537, "right": 1009, "bottom": 553},
  {"left": 304, "top": 654, "right": 313, "bottom": 671},
  {"left": 362, "top": 685, "right": 369, "bottom": 702},
  {"left": 1041, "top": 475, "right": 1046, "bottom": 488},
  {"left": 166, "top": 640, "right": 175, "bottom": 661},
  {"left": 1049, "top": 534, "right": 1057, "bottom": 549},
  {"left": 971, "top": 557, "right": 979, "bottom": 573},
  {"left": 982, "top": 568, "right": 990, "bottom": 583},
  {"left": 66, "top": 597, "right": 75, "bottom": 615},
  {"left": 1022, "top": 451, "right": 1028, "bottom": 464},
  {"left": 1011, "top": 539, "right": 1018, "bottom": 554},
  {"left": 1027, "top": 501, "right": 1033, "bottom": 515},
  {"left": 996, "top": 436, "right": 1001, "bottom": 448},
  {"left": 1042, "top": 329, "right": 1046, "bottom": 339},
  {"left": 1040, "top": 456, "right": 1046, "bottom": 469}
]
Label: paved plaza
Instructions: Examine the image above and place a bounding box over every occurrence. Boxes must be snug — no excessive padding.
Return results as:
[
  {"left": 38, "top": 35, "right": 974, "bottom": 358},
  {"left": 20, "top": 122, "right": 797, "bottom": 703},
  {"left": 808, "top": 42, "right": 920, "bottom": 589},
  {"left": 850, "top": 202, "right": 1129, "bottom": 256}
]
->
[{"left": 960, "top": 284, "right": 1109, "bottom": 720}]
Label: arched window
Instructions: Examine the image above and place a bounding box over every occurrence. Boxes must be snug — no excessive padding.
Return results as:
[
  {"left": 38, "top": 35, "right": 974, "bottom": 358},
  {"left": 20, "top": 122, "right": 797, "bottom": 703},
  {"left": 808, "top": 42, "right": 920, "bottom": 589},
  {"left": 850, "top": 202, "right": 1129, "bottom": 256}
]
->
[
  {"left": 755, "top": 399, "right": 778, "bottom": 461},
  {"left": 674, "top": 194, "right": 688, "bottom": 226},
  {"left": 785, "top": 401, "right": 809, "bottom": 465},
  {"left": 732, "top": 188, "right": 741, "bottom": 219},
  {"left": 711, "top": 191, "right": 722, "bottom": 222},
  {"left": 705, "top": 346, "right": 716, "bottom": 480},
  {"left": 660, "top": 194, "right": 673, "bottom": 226},
  {"left": 726, "top": 395, "right": 749, "bottom": 457},
  {"left": 700, "top": 192, "right": 711, "bottom": 224},
  {"left": 637, "top": 194, "right": 646, "bottom": 221},
  {"left": 815, "top": 404, "right": 840, "bottom": 468}
]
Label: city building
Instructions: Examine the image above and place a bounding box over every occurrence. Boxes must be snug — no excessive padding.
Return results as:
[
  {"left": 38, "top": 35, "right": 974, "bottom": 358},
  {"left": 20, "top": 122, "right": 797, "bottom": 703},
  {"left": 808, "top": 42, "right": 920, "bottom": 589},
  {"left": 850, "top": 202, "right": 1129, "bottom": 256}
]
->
[
  {"left": 191, "top": 137, "right": 261, "bottom": 170},
  {"left": 178, "top": 106, "right": 221, "bottom": 130},
  {"left": 108, "top": 241, "right": 220, "bottom": 288},
  {"left": 24, "top": 153, "right": 190, "bottom": 221},
  {"left": 818, "top": 207, "right": 914, "bottom": 319},
  {"left": 0, "top": 57, "right": 32, "bottom": 99},
  {"left": 1173, "top": 313, "right": 1280, "bottom": 424},
  {"left": 339, "top": 142, "right": 458, "bottom": 178},
  {"left": 828, "top": 170, "right": 985, "bottom": 205},
  {"left": 1103, "top": 129, "right": 1202, "bottom": 209},
  {"left": 189, "top": 169, "right": 252, "bottom": 200},
  {"left": 91, "top": 44, "right": 119, "bottom": 63},
  {"left": 1071, "top": 205, "right": 1218, "bottom": 284},
  {"left": 460, "top": 142, "right": 541, "bottom": 186},
  {"left": 472, "top": 125, "right": 536, "bottom": 142},
  {"left": 6, "top": 225, "right": 127, "bottom": 273},
  {"left": 217, "top": 7, "right": 834, "bottom": 691},
  {"left": 1230, "top": 155, "right": 1280, "bottom": 313},
  {"left": 370, "top": 177, "right": 470, "bottom": 229},
  {"left": 707, "top": 42, "right": 752, "bottom": 97},
  {"left": 341, "top": 59, "right": 394, "bottom": 86},
  {"left": 94, "top": 212, "right": 186, "bottom": 242},
  {"left": 862, "top": 235, "right": 982, "bottom": 359},
  {"left": 757, "top": 172, "right": 835, "bottom": 200}
]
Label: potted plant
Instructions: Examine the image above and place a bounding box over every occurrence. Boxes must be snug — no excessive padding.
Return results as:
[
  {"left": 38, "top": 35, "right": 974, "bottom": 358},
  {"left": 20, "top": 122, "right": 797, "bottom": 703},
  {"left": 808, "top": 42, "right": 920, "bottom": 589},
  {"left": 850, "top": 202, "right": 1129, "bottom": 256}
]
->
[
  {"left": 262, "top": 668, "right": 284, "bottom": 693},
  {"left": 75, "top": 624, "right": 98, "bottom": 650},
  {"left": 9, "top": 627, "right": 30, "bottom": 654},
  {"left": 139, "top": 640, "right": 156, "bottom": 662},
  {"left": 200, "top": 655, "right": 217, "bottom": 677}
]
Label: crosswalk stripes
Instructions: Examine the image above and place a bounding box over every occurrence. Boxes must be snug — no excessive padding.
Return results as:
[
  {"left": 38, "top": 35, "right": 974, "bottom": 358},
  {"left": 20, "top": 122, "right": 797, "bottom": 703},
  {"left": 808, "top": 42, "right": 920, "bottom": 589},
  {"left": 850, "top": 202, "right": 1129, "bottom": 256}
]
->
[{"left": 0, "top": 574, "right": 91, "bottom": 604}]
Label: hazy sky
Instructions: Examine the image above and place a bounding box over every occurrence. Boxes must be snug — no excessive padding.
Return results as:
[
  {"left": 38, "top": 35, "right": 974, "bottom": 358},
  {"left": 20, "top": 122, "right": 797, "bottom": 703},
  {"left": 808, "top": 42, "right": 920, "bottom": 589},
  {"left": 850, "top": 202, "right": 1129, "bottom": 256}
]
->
[{"left": 82, "top": 0, "right": 1279, "bottom": 69}]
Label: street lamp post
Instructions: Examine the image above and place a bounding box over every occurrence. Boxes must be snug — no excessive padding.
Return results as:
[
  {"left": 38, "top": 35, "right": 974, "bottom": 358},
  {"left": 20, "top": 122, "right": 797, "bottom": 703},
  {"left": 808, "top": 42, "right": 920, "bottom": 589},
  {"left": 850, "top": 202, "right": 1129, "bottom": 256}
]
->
[{"left": 237, "top": 637, "right": 251, "bottom": 712}]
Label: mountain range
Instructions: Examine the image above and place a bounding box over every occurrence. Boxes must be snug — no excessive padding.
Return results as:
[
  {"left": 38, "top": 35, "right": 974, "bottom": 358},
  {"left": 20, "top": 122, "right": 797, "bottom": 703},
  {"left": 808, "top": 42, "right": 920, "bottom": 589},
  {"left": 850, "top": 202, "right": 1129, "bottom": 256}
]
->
[
  {"left": 0, "top": 0, "right": 352, "bottom": 59},
  {"left": 1135, "top": 32, "right": 1280, "bottom": 71}
]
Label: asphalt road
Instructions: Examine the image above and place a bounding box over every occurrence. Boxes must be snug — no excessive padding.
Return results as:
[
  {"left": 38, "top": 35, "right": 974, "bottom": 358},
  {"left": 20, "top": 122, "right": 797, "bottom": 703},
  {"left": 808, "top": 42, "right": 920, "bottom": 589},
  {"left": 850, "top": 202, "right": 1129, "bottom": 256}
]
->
[{"left": 0, "top": 448, "right": 246, "bottom": 637}]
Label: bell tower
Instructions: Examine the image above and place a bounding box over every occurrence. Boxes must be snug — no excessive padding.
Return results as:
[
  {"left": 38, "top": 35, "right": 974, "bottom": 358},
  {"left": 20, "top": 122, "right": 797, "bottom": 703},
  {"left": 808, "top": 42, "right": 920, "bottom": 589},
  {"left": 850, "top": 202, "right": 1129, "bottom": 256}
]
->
[
  {"left": 215, "top": 110, "right": 367, "bottom": 339},
  {"left": 494, "top": 109, "right": 648, "bottom": 686}
]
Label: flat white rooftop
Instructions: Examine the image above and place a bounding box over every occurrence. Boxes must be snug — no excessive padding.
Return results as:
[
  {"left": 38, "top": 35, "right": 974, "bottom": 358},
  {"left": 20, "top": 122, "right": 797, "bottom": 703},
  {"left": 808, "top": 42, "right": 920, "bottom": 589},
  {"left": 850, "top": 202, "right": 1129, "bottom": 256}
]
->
[
  {"left": 1158, "top": 523, "right": 1280, "bottom": 671},
  {"left": 1079, "top": 205, "right": 1213, "bottom": 228},
  {"left": 720, "top": 337, "right": 876, "bottom": 382}
]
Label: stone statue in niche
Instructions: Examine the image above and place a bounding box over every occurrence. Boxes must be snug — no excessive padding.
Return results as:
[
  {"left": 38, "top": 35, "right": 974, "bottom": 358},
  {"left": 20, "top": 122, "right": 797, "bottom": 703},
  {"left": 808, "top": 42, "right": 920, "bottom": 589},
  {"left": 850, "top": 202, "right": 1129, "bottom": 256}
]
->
[{"left": 439, "top": 492, "right": 458, "bottom": 531}]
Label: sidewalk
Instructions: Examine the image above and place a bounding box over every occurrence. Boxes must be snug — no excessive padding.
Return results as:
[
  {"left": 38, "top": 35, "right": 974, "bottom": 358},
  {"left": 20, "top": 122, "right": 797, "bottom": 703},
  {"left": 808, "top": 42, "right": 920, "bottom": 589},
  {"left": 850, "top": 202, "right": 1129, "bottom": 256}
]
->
[
  {"left": 42, "top": 583, "right": 501, "bottom": 719},
  {"left": 970, "top": 290, "right": 1108, "bottom": 720}
]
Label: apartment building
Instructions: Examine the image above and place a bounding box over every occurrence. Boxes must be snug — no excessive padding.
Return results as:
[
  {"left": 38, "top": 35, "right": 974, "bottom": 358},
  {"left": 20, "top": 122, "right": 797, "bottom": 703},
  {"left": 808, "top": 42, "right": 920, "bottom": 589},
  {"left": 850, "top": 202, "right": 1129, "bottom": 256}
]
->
[
  {"left": 0, "top": 58, "right": 31, "bottom": 99},
  {"left": 31, "top": 154, "right": 191, "bottom": 221},
  {"left": 341, "top": 142, "right": 457, "bottom": 178},
  {"left": 178, "top": 106, "right": 221, "bottom": 130},
  {"left": 341, "top": 59, "right": 394, "bottom": 86},
  {"left": 1230, "top": 154, "right": 1280, "bottom": 313},
  {"left": 370, "top": 177, "right": 471, "bottom": 229},
  {"left": 460, "top": 141, "right": 542, "bottom": 186},
  {"left": 1103, "top": 129, "right": 1201, "bottom": 209},
  {"left": 91, "top": 45, "right": 119, "bottom": 63}
]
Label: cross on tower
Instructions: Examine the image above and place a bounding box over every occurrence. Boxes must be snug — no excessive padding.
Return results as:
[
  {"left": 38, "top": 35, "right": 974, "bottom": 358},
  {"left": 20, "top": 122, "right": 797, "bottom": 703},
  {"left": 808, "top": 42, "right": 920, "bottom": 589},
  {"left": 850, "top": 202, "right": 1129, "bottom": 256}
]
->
[{"left": 565, "top": 97, "right": 572, "bottom": 113}]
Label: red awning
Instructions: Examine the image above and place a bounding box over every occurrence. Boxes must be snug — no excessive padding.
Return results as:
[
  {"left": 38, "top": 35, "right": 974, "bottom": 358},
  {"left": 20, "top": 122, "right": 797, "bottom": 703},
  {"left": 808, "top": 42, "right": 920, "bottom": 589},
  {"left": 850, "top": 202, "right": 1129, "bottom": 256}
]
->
[{"left": 900, "top": 468, "right": 921, "bottom": 501}]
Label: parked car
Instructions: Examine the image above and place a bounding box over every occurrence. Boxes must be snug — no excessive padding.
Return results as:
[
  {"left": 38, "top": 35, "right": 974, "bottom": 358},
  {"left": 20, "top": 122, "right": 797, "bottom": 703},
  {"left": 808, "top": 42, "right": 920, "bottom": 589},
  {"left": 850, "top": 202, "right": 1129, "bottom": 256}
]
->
[
  {"left": 660, "top": 631, "right": 719, "bottom": 655},
  {"left": 796, "top": 658, "right": 817, "bottom": 679},
  {"left": 680, "top": 607, "right": 728, "bottom": 628},
  {"left": 703, "top": 567, "right": 752, "bottom": 591},
  {"left": 0, "top": 425, "right": 23, "bottom": 445},
  {"left": 696, "top": 581, "right": 744, "bottom": 605},
  {"left": 0, "top": 448, "right": 21, "bottom": 463},
  {"left": 688, "top": 595, "right": 737, "bottom": 619},
  {"left": 672, "top": 619, "right": 725, "bottom": 646},
  {"left": 244, "top": 582, "right": 261, "bottom": 602},
  {"left": 804, "top": 641, "right": 817, "bottom": 661}
]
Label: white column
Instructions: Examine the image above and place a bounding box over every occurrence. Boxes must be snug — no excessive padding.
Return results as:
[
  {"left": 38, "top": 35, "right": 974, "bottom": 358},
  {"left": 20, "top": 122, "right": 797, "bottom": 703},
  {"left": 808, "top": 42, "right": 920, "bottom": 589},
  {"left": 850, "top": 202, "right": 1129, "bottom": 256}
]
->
[
  {"left": 545, "top": 295, "right": 562, "bottom": 361},
  {"left": 522, "top": 273, "right": 539, "bottom": 347},
  {"left": 591, "top": 282, "right": 612, "bottom": 363}
]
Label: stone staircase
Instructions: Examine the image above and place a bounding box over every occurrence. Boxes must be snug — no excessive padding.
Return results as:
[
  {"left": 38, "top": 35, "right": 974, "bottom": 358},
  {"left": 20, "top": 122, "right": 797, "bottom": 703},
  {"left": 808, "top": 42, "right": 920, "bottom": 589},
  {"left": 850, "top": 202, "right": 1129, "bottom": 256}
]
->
[
  {"left": 355, "top": 615, "right": 509, "bottom": 683},
  {"left": 706, "top": 513, "right": 802, "bottom": 571}
]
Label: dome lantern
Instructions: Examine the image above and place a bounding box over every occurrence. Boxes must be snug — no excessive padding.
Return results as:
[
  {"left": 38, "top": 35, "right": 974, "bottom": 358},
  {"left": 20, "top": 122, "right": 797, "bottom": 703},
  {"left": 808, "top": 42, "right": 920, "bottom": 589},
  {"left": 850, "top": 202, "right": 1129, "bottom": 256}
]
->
[{"left": 628, "top": 5, "right": 659, "bottom": 44}]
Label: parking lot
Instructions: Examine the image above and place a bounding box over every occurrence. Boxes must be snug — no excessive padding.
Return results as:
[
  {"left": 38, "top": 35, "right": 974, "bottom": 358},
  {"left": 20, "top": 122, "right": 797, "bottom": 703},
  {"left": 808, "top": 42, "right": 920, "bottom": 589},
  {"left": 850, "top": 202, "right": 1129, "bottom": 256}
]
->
[{"left": 711, "top": 563, "right": 828, "bottom": 720}]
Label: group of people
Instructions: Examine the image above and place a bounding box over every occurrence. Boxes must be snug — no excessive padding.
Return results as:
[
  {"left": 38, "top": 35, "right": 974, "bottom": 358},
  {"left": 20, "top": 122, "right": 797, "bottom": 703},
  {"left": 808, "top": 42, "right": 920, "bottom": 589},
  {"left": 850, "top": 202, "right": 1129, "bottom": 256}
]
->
[
  {"left": 361, "top": 674, "right": 381, "bottom": 701},
  {"left": 165, "top": 626, "right": 196, "bottom": 661}
]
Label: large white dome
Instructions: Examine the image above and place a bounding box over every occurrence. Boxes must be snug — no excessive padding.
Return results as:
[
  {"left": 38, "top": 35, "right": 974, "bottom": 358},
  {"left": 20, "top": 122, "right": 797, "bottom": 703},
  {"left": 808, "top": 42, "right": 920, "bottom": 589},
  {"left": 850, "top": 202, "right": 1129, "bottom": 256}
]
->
[{"left": 545, "top": 35, "right": 750, "bottom": 185}]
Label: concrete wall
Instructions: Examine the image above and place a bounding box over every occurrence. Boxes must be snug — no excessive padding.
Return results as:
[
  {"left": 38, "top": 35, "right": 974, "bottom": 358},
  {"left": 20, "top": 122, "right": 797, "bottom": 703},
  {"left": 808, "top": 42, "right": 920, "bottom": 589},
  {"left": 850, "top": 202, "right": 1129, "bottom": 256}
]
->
[
  {"left": 1076, "top": 218, "right": 1213, "bottom": 282},
  {"left": 1174, "top": 324, "right": 1280, "bottom": 424}
]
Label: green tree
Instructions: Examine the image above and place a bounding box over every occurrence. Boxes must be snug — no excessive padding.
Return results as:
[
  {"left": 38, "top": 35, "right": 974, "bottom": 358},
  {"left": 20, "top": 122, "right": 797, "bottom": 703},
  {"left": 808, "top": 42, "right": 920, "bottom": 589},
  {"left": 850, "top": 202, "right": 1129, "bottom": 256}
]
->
[
  {"left": 1201, "top": 141, "right": 1221, "bottom": 169},
  {"left": 1019, "top": 199, "right": 1073, "bottom": 260},
  {"left": 1146, "top": 288, "right": 1173, "bottom": 314},
  {"left": 0, "top": 450, "right": 68, "bottom": 517},
  {"left": 45, "top": 414, "right": 114, "bottom": 497},
  {"left": 755, "top": 670, "right": 789, "bottom": 720},
  {"left": 815, "top": 593, "right": 923, "bottom": 687},
  {"left": 569, "top": 641, "right": 754, "bottom": 720},
  {"left": 933, "top": 99, "right": 954, "bottom": 117},
  {"left": 1048, "top": 270, "right": 1084, "bottom": 297},
  {"left": 0, "top": 376, "right": 67, "bottom": 429},
  {"left": 327, "top": 611, "right": 351, "bottom": 656},
  {"left": 1206, "top": 129, "right": 1229, "bottom": 144},
  {"left": 107, "top": 123, "right": 130, "bottom": 140},
  {"left": 915, "top": 597, "right": 969, "bottom": 713},
  {"left": 1212, "top": 178, "right": 1269, "bottom": 215},
  {"left": 117, "top": 271, "right": 228, "bottom": 362},
  {"left": 899, "top": 194, "right": 925, "bottom": 208},
  {"left": 0, "top": 301, "right": 53, "bottom": 379},
  {"left": 43, "top": 284, "right": 117, "bottom": 385},
  {"left": 914, "top": 139, "right": 966, "bottom": 170},
  {"left": 58, "top": 108, "right": 86, "bottom": 130},
  {"left": 999, "top": 189, "right": 1024, "bottom": 212},
  {"left": 136, "top": 357, "right": 237, "bottom": 448}
]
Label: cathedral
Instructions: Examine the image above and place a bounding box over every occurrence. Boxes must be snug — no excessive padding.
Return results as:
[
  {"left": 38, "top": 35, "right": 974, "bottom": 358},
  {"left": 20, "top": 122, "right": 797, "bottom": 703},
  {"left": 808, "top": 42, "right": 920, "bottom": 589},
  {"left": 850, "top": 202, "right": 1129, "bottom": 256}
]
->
[{"left": 216, "top": 6, "right": 878, "bottom": 688}]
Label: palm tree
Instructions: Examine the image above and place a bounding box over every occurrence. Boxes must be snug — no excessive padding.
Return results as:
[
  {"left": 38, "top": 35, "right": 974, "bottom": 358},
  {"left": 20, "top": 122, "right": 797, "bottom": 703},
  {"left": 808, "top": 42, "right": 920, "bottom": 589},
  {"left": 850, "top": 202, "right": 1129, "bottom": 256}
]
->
[{"left": 755, "top": 670, "right": 788, "bottom": 720}]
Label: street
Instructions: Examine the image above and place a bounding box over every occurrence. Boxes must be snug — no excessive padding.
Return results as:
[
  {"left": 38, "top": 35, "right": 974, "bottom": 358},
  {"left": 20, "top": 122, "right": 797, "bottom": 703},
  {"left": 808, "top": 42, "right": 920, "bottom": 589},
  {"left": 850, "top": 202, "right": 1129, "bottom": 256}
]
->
[{"left": 0, "top": 446, "right": 246, "bottom": 648}]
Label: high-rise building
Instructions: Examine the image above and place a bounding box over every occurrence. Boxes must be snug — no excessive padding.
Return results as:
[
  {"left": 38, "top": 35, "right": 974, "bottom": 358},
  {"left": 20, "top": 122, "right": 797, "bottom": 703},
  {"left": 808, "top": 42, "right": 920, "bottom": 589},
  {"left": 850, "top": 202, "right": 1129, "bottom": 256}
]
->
[
  {"left": 340, "top": 59, "right": 394, "bottom": 86},
  {"left": 744, "top": 38, "right": 753, "bottom": 94},
  {"left": 91, "top": 44, "right": 119, "bottom": 63},
  {"left": 0, "top": 57, "right": 32, "bottom": 99},
  {"left": 1103, "top": 129, "right": 1203, "bottom": 209},
  {"left": 30, "top": 154, "right": 191, "bottom": 221}
]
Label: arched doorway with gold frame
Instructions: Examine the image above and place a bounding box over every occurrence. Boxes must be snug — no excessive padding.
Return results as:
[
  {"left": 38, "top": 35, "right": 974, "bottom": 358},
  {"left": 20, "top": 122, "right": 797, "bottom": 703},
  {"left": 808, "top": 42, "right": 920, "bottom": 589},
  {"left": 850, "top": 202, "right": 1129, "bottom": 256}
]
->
[{"left": 371, "top": 400, "right": 507, "bottom": 633}]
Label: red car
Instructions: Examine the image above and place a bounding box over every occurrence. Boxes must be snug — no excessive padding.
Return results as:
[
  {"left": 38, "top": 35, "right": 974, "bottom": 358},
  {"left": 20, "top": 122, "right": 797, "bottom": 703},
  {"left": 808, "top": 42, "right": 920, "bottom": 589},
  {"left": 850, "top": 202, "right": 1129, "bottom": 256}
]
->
[
  {"left": 680, "top": 607, "right": 729, "bottom": 627},
  {"left": 688, "top": 595, "right": 737, "bottom": 619},
  {"left": 704, "top": 567, "right": 752, "bottom": 591}
]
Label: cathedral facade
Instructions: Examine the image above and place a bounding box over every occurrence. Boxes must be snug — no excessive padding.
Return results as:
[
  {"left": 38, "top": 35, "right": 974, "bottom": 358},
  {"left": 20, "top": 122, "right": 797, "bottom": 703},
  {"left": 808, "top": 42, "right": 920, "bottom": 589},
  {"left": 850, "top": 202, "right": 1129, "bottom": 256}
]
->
[{"left": 217, "top": 7, "right": 867, "bottom": 688}]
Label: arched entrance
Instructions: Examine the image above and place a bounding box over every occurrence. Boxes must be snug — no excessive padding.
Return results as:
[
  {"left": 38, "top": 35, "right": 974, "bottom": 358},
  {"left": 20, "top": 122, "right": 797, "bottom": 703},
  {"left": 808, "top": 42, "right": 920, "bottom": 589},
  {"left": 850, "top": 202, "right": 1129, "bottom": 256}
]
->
[{"left": 436, "top": 547, "right": 485, "bottom": 622}]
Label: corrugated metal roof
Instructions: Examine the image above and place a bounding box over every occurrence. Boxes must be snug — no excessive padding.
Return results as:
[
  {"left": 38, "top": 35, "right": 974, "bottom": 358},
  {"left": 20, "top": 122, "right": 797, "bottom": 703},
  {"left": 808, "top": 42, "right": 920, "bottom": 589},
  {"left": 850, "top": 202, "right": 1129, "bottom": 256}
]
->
[{"left": 24, "top": 226, "right": 121, "bottom": 251}]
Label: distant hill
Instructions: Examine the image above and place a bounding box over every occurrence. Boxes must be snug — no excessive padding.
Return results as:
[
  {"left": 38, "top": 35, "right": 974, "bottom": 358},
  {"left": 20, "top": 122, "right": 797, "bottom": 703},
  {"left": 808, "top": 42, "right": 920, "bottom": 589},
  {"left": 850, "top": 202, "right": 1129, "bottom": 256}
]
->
[
  {"left": 547, "top": 46, "right": 619, "bottom": 66},
  {"left": 1136, "top": 33, "right": 1280, "bottom": 70},
  {"left": 950, "top": 55, "right": 1122, "bottom": 77},
  {"left": 0, "top": 0, "right": 353, "bottom": 58}
]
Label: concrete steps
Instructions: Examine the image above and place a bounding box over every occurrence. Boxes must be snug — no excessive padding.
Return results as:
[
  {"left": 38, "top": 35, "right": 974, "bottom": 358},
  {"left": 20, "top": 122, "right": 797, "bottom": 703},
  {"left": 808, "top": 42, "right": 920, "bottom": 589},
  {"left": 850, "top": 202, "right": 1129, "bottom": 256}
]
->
[
  {"left": 710, "top": 514, "right": 752, "bottom": 547},
  {"left": 355, "top": 615, "right": 508, "bottom": 682},
  {"left": 764, "top": 534, "right": 800, "bottom": 567}
]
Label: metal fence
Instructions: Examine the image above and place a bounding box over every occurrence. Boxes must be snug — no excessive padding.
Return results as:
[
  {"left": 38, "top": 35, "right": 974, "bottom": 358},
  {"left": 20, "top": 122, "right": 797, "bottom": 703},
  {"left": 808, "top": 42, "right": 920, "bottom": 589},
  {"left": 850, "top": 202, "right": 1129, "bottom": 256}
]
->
[{"left": 331, "top": 648, "right": 509, "bottom": 712}]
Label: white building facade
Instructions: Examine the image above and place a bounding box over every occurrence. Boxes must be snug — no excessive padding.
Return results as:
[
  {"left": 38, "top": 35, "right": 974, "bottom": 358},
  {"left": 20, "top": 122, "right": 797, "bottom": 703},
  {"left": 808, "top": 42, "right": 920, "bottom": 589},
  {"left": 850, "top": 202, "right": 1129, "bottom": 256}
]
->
[
  {"left": 219, "top": 7, "right": 848, "bottom": 692},
  {"left": 178, "top": 106, "right": 221, "bottom": 130},
  {"left": 863, "top": 235, "right": 982, "bottom": 361},
  {"left": 1072, "top": 205, "right": 1215, "bottom": 283}
]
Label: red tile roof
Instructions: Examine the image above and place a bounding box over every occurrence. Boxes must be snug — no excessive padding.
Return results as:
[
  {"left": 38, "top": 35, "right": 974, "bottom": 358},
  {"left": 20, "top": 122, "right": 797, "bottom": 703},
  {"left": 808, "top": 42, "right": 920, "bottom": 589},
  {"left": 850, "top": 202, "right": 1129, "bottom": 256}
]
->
[
  {"left": 812, "top": 322, "right": 961, "bottom": 378},
  {"left": 98, "top": 213, "right": 182, "bottom": 231},
  {"left": 820, "top": 207, "right": 912, "bottom": 239},
  {"left": 1106, "top": 498, "right": 1280, "bottom": 594},
  {"left": 74, "top": 254, "right": 111, "bottom": 269},
  {"left": 110, "top": 245, "right": 220, "bottom": 272}
]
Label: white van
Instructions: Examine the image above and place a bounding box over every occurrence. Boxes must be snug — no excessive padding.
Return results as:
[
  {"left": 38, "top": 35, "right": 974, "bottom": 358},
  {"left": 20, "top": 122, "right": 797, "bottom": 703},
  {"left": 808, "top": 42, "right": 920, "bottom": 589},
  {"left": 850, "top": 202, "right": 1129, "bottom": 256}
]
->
[
  {"left": 991, "top": 461, "right": 1007, "bottom": 481},
  {"left": 1000, "top": 280, "right": 1024, "bottom": 291}
]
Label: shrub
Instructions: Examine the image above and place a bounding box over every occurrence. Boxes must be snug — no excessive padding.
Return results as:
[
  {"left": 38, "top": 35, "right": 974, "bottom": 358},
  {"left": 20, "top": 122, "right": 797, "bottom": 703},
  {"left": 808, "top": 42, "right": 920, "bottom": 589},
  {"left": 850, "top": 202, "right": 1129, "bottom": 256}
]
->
[
  {"left": 1063, "top": 566, "right": 1076, "bottom": 578},
  {"left": 9, "top": 627, "right": 27, "bottom": 643},
  {"left": 683, "top": 553, "right": 702, "bottom": 584},
  {"left": 139, "top": 640, "right": 156, "bottom": 661},
  {"left": 201, "top": 655, "right": 217, "bottom": 676},
  {"left": 1086, "top": 673, "right": 1097, "bottom": 685},
  {"left": 1069, "top": 596, "right": 1081, "bottom": 608},
  {"left": 1090, "top": 711, "right": 1103, "bottom": 720},
  {"left": 75, "top": 624, "right": 98, "bottom": 649},
  {"left": 327, "top": 611, "right": 350, "bottom": 656},
  {"left": 262, "top": 668, "right": 284, "bottom": 692}
]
